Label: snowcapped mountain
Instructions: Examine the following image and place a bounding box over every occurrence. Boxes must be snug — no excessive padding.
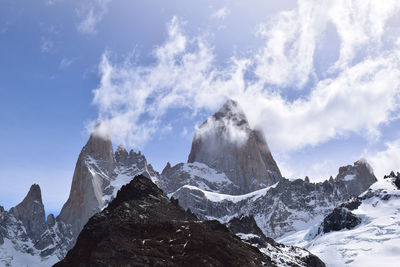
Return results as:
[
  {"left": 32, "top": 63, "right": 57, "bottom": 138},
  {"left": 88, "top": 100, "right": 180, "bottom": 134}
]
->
[
  {"left": 0, "top": 185, "right": 72, "bottom": 266},
  {"left": 169, "top": 160, "right": 376, "bottom": 239},
  {"left": 160, "top": 100, "right": 377, "bottom": 239},
  {"left": 279, "top": 172, "right": 400, "bottom": 266},
  {"left": 0, "top": 99, "right": 392, "bottom": 266}
]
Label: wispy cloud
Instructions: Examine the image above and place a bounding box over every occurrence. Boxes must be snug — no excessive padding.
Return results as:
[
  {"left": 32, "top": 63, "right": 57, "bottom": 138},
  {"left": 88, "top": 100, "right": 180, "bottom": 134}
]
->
[
  {"left": 59, "top": 58, "right": 74, "bottom": 69},
  {"left": 40, "top": 36, "right": 55, "bottom": 53},
  {"left": 90, "top": 1, "right": 400, "bottom": 161},
  {"left": 211, "top": 7, "right": 230, "bottom": 20},
  {"left": 365, "top": 139, "right": 400, "bottom": 178},
  {"left": 77, "top": 0, "right": 112, "bottom": 35},
  {"left": 39, "top": 24, "right": 60, "bottom": 53}
]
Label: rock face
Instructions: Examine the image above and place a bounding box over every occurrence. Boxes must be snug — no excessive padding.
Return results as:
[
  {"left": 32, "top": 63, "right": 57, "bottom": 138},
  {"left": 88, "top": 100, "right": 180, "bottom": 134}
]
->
[
  {"left": 335, "top": 159, "right": 377, "bottom": 198},
  {"left": 0, "top": 184, "right": 73, "bottom": 266},
  {"left": 186, "top": 99, "right": 282, "bottom": 194},
  {"left": 54, "top": 175, "right": 274, "bottom": 267},
  {"left": 227, "top": 215, "right": 326, "bottom": 267},
  {"left": 58, "top": 129, "right": 159, "bottom": 243},
  {"left": 10, "top": 184, "right": 46, "bottom": 242},
  {"left": 171, "top": 160, "right": 377, "bottom": 238},
  {"left": 318, "top": 207, "right": 361, "bottom": 234},
  {"left": 58, "top": 131, "right": 115, "bottom": 240}
]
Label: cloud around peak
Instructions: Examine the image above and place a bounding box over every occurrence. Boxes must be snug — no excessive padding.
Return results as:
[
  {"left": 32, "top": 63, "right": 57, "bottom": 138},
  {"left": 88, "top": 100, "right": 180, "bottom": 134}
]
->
[{"left": 90, "top": 2, "right": 400, "bottom": 176}]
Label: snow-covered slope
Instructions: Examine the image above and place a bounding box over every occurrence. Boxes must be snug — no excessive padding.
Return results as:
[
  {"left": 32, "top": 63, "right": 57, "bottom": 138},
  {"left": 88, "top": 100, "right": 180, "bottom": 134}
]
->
[
  {"left": 227, "top": 215, "right": 325, "bottom": 267},
  {"left": 279, "top": 173, "right": 400, "bottom": 266},
  {"left": 0, "top": 238, "right": 58, "bottom": 267},
  {"left": 160, "top": 162, "right": 237, "bottom": 195}
]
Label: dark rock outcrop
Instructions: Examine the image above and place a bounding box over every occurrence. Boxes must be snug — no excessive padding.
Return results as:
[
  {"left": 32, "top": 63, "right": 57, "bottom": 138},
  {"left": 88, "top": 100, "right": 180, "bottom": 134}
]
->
[
  {"left": 319, "top": 207, "right": 361, "bottom": 234},
  {"left": 384, "top": 171, "right": 400, "bottom": 189},
  {"left": 54, "top": 175, "right": 273, "bottom": 267}
]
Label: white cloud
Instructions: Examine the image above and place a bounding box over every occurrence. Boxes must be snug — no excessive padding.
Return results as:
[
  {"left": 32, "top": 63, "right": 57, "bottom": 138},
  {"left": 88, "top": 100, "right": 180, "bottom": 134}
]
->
[
  {"left": 279, "top": 159, "right": 337, "bottom": 181},
  {"left": 212, "top": 7, "right": 230, "bottom": 20},
  {"left": 59, "top": 58, "right": 74, "bottom": 69},
  {"left": 40, "top": 36, "right": 55, "bottom": 53},
  {"left": 242, "top": 54, "right": 400, "bottom": 152},
  {"left": 254, "top": 0, "right": 400, "bottom": 88},
  {"left": 365, "top": 139, "right": 400, "bottom": 179},
  {"left": 329, "top": 0, "right": 400, "bottom": 70},
  {"left": 91, "top": 1, "right": 400, "bottom": 156},
  {"left": 77, "top": 0, "right": 112, "bottom": 35}
]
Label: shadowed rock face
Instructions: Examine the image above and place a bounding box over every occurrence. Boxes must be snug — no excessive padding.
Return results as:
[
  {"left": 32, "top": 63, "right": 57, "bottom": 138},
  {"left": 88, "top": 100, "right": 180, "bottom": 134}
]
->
[
  {"left": 187, "top": 99, "right": 282, "bottom": 194},
  {"left": 54, "top": 175, "right": 273, "bottom": 267}
]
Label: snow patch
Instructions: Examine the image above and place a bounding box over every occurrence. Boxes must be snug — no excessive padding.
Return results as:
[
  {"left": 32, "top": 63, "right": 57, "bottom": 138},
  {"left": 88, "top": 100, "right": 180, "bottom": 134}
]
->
[
  {"left": 344, "top": 174, "right": 355, "bottom": 181},
  {"left": 179, "top": 182, "right": 278, "bottom": 204}
]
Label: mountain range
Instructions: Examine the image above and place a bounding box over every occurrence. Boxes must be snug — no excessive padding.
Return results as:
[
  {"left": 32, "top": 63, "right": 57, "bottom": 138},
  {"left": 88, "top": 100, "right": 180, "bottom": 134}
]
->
[{"left": 0, "top": 99, "right": 397, "bottom": 266}]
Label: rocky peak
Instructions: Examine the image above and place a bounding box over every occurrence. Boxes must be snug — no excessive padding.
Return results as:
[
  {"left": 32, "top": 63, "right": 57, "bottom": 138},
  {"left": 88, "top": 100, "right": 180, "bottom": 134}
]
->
[
  {"left": 335, "top": 159, "right": 377, "bottom": 197},
  {"left": 10, "top": 184, "right": 46, "bottom": 241},
  {"left": 213, "top": 99, "right": 248, "bottom": 126},
  {"left": 47, "top": 214, "right": 56, "bottom": 227},
  {"left": 162, "top": 162, "right": 172, "bottom": 174},
  {"left": 115, "top": 144, "right": 128, "bottom": 163},
  {"left": 84, "top": 131, "right": 113, "bottom": 163},
  {"left": 58, "top": 129, "right": 115, "bottom": 240},
  {"left": 187, "top": 99, "right": 282, "bottom": 194}
]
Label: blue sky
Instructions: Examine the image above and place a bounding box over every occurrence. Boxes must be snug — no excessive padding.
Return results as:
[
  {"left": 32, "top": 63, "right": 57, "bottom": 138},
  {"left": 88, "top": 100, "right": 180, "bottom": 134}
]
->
[{"left": 1, "top": 0, "right": 400, "bottom": 215}]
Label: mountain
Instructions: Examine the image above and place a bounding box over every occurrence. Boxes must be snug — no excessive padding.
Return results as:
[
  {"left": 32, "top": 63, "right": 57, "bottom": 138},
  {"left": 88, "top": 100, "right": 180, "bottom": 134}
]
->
[
  {"left": 0, "top": 185, "right": 71, "bottom": 266},
  {"left": 55, "top": 175, "right": 325, "bottom": 267},
  {"left": 161, "top": 99, "right": 282, "bottom": 195},
  {"left": 279, "top": 172, "right": 400, "bottom": 266},
  {"left": 0, "top": 99, "right": 383, "bottom": 266},
  {"left": 169, "top": 160, "right": 377, "bottom": 238},
  {"left": 0, "top": 126, "right": 161, "bottom": 265},
  {"left": 58, "top": 127, "right": 159, "bottom": 242},
  {"left": 159, "top": 100, "right": 375, "bottom": 239}
]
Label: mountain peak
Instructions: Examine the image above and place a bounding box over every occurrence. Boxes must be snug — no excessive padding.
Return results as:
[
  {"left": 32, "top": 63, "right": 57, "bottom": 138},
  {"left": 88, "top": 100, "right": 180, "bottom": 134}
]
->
[
  {"left": 10, "top": 184, "right": 46, "bottom": 241},
  {"left": 85, "top": 134, "right": 113, "bottom": 162},
  {"left": 188, "top": 99, "right": 282, "bottom": 194},
  {"left": 214, "top": 99, "right": 247, "bottom": 124},
  {"left": 25, "top": 184, "right": 43, "bottom": 203}
]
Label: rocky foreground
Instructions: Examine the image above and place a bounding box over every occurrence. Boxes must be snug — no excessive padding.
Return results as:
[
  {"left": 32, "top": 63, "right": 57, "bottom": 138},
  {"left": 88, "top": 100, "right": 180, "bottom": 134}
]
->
[{"left": 54, "top": 175, "right": 324, "bottom": 267}]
